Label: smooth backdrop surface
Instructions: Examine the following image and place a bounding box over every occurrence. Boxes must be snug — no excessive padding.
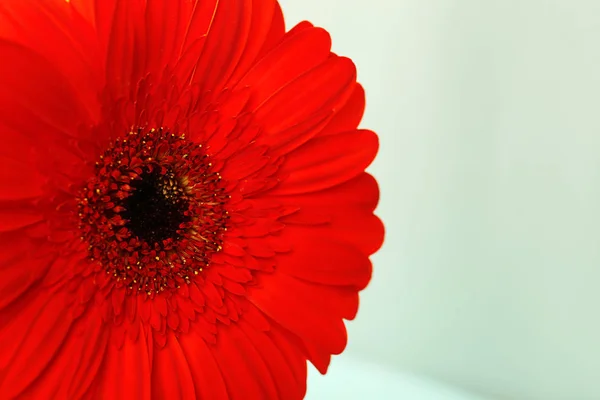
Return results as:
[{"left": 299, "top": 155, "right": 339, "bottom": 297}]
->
[{"left": 280, "top": 1, "right": 600, "bottom": 399}]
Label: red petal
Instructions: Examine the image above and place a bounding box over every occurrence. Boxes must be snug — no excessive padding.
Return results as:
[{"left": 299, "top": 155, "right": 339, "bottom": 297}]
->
[
  {"left": 289, "top": 213, "right": 384, "bottom": 256},
  {"left": 278, "top": 172, "right": 379, "bottom": 210},
  {"left": 256, "top": 1, "right": 285, "bottom": 59},
  {"left": 43, "top": 249, "right": 88, "bottom": 289},
  {"left": 178, "top": 331, "right": 229, "bottom": 399},
  {"left": 0, "top": 206, "right": 42, "bottom": 234},
  {"left": 239, "top": 26, "right": 331, "bottom": 109},
  {"left": 266, "top": 110, "right": 333, "bottom": 156},
  {"left": 319, "top": 83, "right": 366, "bottom": 136},
  {"left": 14, "top": 311, "right": 109, "bottom": 399},
  {"left": 179, "top": 0, "right": 217, "bottom": 50},
  {"left": 266, "top": 322, "right": 308, "bottom": 393},
  {"left": 170, "top": 0, "right": 217, "bottom": 82},
  {"left": 88, "top": 325, "right": 152, "bottom": 400},
  {"left": 64, "top": 315, "right": 110, "bottom": 399},
  {"left": 190, "top": 0, "right": 252, "bottom": 92},
  {"left": 103, "top": 0, "right": 145, "bottom": 101},
  {"left": 272, "top": 130, "right": 379, "bottom": 195},
  {"left": 0, "top": 40, "right": 92, "bottom": 137},
  {"left": 143, "top": 0, "right": 187, "bottom": 78},
  {"left": 227, "top": 0, "right": 279, "bottom": 84},
  {"left": 248, "top": 273, "right": 355, "bottom": 373},
  {"left": 0, "top": 0, "right": 102, "bottom": 119},
  {"left": 239, "top": 319, "right": 306, "bottom": 399},
  {"left": 274, "top": 173, "right": 384, "bottom": 255},
  {"left": 249, "top": 56, "right": 357, "bottom": 156},
  {"left": 89, "top": 0, "right": 119, "bottom": 60},
  {"left": 0, "top": 292, "right": 74, "bottom": 397},
  {"left": 0, "top": 157, "right": 43, "bottom": 201},
  {"left": 0, "top": 235, "right": 53, "bottom": 310},
  {"left": 69, "top": 0, "right": 96, "bottom": 29},
  {"left": 210, "top": 323, "right": 279, "bottom": 399},
  {"left": 220, "top": 145, "right": 270, "bottom": 181},
  {"left": 0, "top": 40, "right": 95, "bottom": 185},
  {"left": 253, "top": 55, "right": 355, "bottom": 133},
  {"left": 151, "top": 335, "right": 196, "bottom": 399},
  {"left": 276, "top": 232, "right": 372, "bottom": 289}
]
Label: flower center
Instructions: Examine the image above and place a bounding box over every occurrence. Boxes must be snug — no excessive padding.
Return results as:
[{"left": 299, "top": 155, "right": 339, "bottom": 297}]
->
[
  {"left": 77, "top": 128, "right": 229, "bottom": 296},
  {"left": 122, "top": 168, "right": 190, "bottom": 244}
]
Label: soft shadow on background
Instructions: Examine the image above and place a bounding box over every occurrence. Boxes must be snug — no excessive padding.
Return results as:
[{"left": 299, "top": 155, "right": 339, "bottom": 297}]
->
[{"left": 281, "top": 0, "right": 600, "bottom": 399}]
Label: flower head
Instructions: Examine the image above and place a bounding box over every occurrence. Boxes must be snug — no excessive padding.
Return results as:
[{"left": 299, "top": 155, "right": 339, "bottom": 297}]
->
[{"left": 0, "top": 0, "right": 383, "bottom": 398}]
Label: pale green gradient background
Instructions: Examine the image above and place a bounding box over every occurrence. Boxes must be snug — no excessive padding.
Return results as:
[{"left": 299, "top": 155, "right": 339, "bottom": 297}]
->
[{"left": 281, "top": 1, "right": 600, "bottom": 399}]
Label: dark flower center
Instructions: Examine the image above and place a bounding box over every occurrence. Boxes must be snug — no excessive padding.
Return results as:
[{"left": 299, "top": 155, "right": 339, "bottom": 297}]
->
[
  {"left": 77, "top": 128, "right": 229, "bottom": 296},
  {"left": 122, "top": 169, "right": 190, "bottom": 244}
]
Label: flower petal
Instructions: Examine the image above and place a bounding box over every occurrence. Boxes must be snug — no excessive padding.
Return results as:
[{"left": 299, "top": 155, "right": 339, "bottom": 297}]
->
[
  {"left": 257, "top": 0, "right": 285, "bottom": 58},
  {"left": 266, "top": 321, "right": 308, "bottom": 395},
  {"left": 210, "top": 322, "right": 279, "bottom": 399},
  {"left": 88, "top": 325, "right": 153, "bottom": 400},
  {"left": 0, "top": 234, "right": 52, "bottom": 310},
  {"left": 191, "top": 0, "right": 253, "bottom": 91},
  {"left": 238, "top": 318, "right": 306, "bottom": 399},
  {"left": 239, "top": 25, "right": 332, "bottom": 109},
  {"left": 272, "top": 130, "right": 379, "bottom": 195},
  {"left": 152, "top": 336, "right": 197, "bottom": 399},
  {"left": 252, "top": 56, "right": 357, "bottom": 155},
  {"left": 0, "top": 40, "right": 93, "bottom": 139},
  {"left": 274, "top": 173, "right": 384, "bottom": 255},
  {"left": 0, "top": 39, "right": 96, "bottom": 184},
  {"left": 64, "top": 316, "right": 110, "bottom": 399},
  {"left": 277, "top": 172, "right": 380, "bottom": 210},
  {"left": 248, "top": 272, "right": 357, "bottom": 373},
  {"left": 12, "top": 311, "right": 109, "bottom": 399},
  {"left": 276, "top": 232, "right": 373, "bottom": 289},
  {"left": 0, "top": 205, "right": 43, "bottom": 234},
  {"left": 103, "top": 0, "right": 145, "bottom": 100},
  {"left": 0, "top": 157, "right": 44, "bottom": 201},
  {"left": 247, "top": 55, "right": 357, "bottom": 156},
  {"left": 0, "top": 292, "right": 75, "bottom": 397},
  {"left": 289, "top": 215, "right": 384, "bottom": 256},
  {"left": 178, "top": 330, "right": 229, "bottom": 399},
  {"left": 319, "top": 83, "right": 366, "bottom": 136},
  {"left": 0, "top": 0, "right": 102, "bottom": 119},
  {"left": 227, "top": 0, "right": 280, "bottom": 84}
]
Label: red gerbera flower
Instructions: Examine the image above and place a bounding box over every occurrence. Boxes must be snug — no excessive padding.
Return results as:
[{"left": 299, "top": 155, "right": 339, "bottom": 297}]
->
[{"left": 0, "top": 0, "right": 383, "bottom": 398}]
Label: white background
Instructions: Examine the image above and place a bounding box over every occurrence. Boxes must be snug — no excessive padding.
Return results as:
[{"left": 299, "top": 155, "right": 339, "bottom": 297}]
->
[{"left": 280, "top": 1, "right": 600, "bottom": 399}]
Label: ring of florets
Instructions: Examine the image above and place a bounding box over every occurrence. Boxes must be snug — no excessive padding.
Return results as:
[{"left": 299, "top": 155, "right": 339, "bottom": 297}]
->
[{"left": 77, "top": 128, "right": 229, "bottom": 296}]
